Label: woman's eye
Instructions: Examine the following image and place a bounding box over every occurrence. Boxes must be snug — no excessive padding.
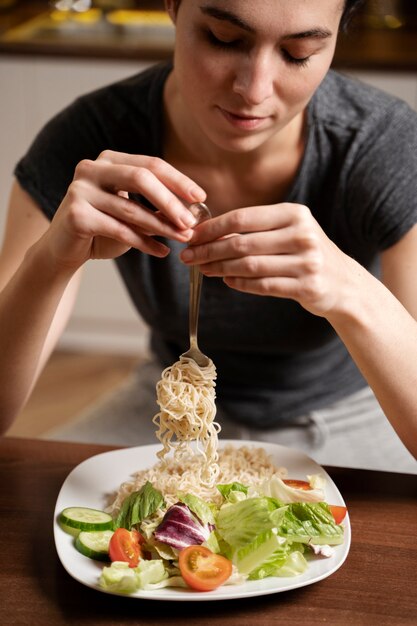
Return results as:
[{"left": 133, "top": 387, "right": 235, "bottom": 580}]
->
[
  {"left": 206, "top": 29, "right": 240, "bottom": 49},
  {"left": 281, "top": 49, "right": 310, "bottom": 67}
]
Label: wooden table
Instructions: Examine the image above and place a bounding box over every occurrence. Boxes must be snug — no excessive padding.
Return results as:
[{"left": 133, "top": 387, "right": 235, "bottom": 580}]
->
[{"left": 1, "top": 437, "right": 416, "bottom": 626}]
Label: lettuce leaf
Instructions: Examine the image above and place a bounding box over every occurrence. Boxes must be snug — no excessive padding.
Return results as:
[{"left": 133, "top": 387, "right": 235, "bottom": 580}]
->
[
  {"left": 216, "top": 497, "right": 279, "bottom": 548},
  {"left": 114, "top": 482, "right": 165, "bottom": 530},
  {"left": 235, "top": 529, "right": 287, "bottom": 576},
  {"left": 99, "top": 559, "right": 168, "bottom": 594},
  {"left": 217, "top": 482, "right": 249, "bottom": 502},
  {"left": 273, "top": 551, "right": 308, "bottom": 578},
  {"left": 99, "top": 562, "right": 139, "bottom": 594},
  {"left": 243, "top": 537, "right": 307, "bottom": 580},
  {"left": 277, "top": 502, "right": 344, "bottom": 545},
  {"left": 178, "top": 492, "right": 216, "bottom": 525}
]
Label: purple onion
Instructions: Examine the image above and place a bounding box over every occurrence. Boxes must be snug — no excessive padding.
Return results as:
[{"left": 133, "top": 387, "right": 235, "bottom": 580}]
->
[{"left": 154, "top": 503, "right": 211, "bottom": 550}]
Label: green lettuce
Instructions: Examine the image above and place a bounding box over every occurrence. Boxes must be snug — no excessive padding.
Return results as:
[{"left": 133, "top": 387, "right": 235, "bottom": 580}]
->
[
  {"left": 217, "top": 482, "right": 249, "bottom": 502},
  {"left": 99, "top": 562, "right": 138, "bottom": 594},
  {"left": 238, "top": 532, "right": 307, "bottom": 580},
  {"left": 215, "top": 497, "right": 343, "bottom": 579},
  {"left": 114, "top": 482, "right": 165, "bottom": 530},
  {"left": 235, "top": 529, "right": 288, "bottom": 576},
  {"left": 216, "top": 497, "right": 280, "bottom": 548},
  {"left": 274, "top": 551, "right": 308, "bottom": 577},
  {"left": 177, "top": 492, "right": 216, "bottom": 525},
  {"left": 99, "top": 559, "right": 168, "bottom": 594},
  {"left": 278, "top": 502, "right": 344, "bottom": 545}
]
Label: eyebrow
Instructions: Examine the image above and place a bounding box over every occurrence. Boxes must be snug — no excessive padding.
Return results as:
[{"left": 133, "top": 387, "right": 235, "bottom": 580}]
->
[
  {"left": 199, "top": 5, "right": 332, "bottom": 40},
  {"left": 200, "top": 6, "right": 255, "bottom": 32},
  {"left": 282, "top": 29, "right": 332, "bottom": 41}
]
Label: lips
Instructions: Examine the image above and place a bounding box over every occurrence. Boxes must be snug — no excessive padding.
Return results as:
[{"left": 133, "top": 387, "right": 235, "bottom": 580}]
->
[{"left": 217, "top": 106, "right": 270, "bottom": 130}]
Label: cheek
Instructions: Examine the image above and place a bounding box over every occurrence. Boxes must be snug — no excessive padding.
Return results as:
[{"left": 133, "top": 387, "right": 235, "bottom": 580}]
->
[
  {"left": 173, "top": 24, "right": 232, "bottom": 94},
  {"left": 175, "top": 46, "right": 228, "bottom": 104},
  {"left": 282, "top": 58, "right": 334, "bottom": 108}
]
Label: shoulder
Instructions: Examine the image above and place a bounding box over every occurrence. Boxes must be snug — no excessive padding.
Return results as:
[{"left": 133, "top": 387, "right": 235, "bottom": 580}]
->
[
  {"left": 311, "top": 70, "right": 417, "bottom": 134},
  {"left": 301, "top": 71, "right": 417, "bottom": 254},
  {"left": 14, "top": 61, "right": 173, "bottom": 219},
  {"left": 75, "top": 60, "right": 172, "bottom": 119}
]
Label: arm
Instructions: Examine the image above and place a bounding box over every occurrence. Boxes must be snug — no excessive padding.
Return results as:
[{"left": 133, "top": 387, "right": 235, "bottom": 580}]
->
[
  {"left": 182, "top": 206, "right": 417, "bottom": 458},
  {"left": 326, "top": 224, "right": 417, "bottom": 458},
  {"left": 0, "top": 152, "right": 206, "bottom": 434},
  {"left": 0, "top": 182, "right": 82, "bottom": 431}
]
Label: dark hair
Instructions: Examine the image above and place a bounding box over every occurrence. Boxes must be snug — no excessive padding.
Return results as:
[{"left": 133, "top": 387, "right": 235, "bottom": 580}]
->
[{"left": 340, "top": 0, "right": 366, "bottom": 31}]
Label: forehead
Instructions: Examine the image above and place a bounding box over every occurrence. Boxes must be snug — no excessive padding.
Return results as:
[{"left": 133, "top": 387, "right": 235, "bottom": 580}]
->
[{"left": 178, "top": 0, "right": 343, "bottom": 32}]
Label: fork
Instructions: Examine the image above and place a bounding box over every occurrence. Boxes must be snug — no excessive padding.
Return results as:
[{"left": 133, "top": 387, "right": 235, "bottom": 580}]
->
[{"left": 180, "top": 202, "right": 212, "bottom": 368}]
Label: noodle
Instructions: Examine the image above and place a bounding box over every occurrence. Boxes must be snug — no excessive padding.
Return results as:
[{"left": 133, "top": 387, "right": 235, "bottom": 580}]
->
[
  {"left": 152, "top": 356, "right": 220, "bottom": 486},
  {"left": 107, "top": 444, "right": 287, "bottom": 513}
]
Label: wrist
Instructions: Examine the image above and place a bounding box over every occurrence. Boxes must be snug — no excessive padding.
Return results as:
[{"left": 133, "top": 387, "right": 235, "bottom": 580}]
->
[
  {"left": 325, "top": 257, "right": 379, "bottom": 333},
  {"left": 23, "top": 234, "right": 79, "bottom": 288}
]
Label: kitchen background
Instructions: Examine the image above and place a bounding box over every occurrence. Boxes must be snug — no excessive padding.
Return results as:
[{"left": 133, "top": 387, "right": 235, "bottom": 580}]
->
[{"left": 0, "top": 0, "right": 416, "bottom": 434}]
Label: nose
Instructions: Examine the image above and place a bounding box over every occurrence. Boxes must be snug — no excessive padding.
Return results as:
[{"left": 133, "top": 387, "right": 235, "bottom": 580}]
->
[{"left": 232, "top": 49, "right": 275, "bottom": 105}]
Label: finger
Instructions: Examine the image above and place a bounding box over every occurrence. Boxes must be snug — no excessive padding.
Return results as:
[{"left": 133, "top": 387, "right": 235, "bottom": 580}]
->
[
  {"left": 79, "top": 184, "right": 194, "bottom": 242},
  {"left": 75, "top": 159, "right": 200, "bottom": 230},
  {"left": 97, "top": 151, "right": 206, "bottom": 202},
  {"left": 97, "top": 220, "right": 170, "bottom": 258},
  {"left": 69, "top": 197, "right": 170, "bottom": 257},
  {"left": 190, "top": 203, "right": 304, "bottom": 244},
  {"left": 199, "top": 254, "right": 303, "bottom": 278},
  {"left": 223, "top": 275, "right": 301, "bottom": 299},
  {"left": 180, "top": 230, "right": 298, "bottom": 265}
]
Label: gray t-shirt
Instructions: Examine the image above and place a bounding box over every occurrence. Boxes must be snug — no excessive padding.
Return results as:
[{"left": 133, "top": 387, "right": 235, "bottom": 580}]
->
[{"left": 15, "top": 61, "right": 417, "bottom": 426}]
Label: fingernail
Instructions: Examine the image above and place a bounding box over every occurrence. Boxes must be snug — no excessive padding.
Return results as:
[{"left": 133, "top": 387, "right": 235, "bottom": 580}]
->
[
  {"left": 181, "top": 248, "right": 194, "bottom": 262},
  {"left": 177, "top": 228, "right": 193, "bottom": 241},
  {"left": 190, "top": 186, "right": 205, "bottom": 202},
  {"left": 182, "top": 213, "right": 197, "bottom": 228}
]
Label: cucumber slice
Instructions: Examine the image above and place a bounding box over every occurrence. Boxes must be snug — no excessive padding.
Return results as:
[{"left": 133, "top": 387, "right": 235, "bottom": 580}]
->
[
  {"left": 59, "top": 507, "right": 113, "bottom": 532},
  {"left": 59, "top": 521, "right": 81, "bottom": 538},
  {"left": 75, "top": 530, "right": 114, "bottom": 561}
]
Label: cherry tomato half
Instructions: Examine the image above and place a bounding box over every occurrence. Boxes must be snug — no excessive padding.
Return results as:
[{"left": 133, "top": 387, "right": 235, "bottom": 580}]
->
[
  {"left": 179, "top": 545, "right": 233, "bottom": 592},
  {"left": 109, "top": 528, "right": 142, "bottom": 568},
  {"left": 328, "top": 505, "right": 347, "bottom": 525},
  {"left": 283, "top": 479, "right": 312, "bottom": 490}
]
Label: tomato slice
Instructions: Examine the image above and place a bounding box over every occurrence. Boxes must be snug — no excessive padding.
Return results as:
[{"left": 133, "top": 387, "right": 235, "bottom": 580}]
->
[
  {"left": 179, "top": 546, "right": 233, "bottom": 592},
  {"left": 329, "top": 505, "right": 347, "bottom": 525},
  {"left": 109, "top": 528, "right": 142, "bottom": 568},
  {"left": 283, "top": 479, "right": 312, "bottom": 490}
]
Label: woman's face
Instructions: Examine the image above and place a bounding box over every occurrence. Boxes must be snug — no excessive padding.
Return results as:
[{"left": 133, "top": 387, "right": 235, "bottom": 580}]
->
[{"left": 167, "top": 0, "right": 344, "bottom": 154}]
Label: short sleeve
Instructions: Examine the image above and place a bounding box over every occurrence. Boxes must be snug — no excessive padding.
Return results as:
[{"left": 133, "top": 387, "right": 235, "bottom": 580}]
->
[
  {"left": 346, "top": 99, "right": 417, "bottom": 251},
  {"left": 14, "top": 96, "right": 110, "bottom": 221},
  {"left": 13, "top": 62, "right": 169, "bottom": 222}
]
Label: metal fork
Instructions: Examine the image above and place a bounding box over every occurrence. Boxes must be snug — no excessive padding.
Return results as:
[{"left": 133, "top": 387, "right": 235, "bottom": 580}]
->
[{"left": 180, "top": 202, "right": 212, "bottom": 368}]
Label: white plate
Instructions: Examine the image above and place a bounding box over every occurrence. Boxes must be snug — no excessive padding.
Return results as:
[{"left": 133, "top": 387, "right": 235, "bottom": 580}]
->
[{"left": 54, "top": 440, "right": 351, "bottom": 601}]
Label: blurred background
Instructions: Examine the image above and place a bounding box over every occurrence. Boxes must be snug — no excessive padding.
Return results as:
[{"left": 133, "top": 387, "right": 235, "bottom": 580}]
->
[{"left": 0, "top": 0, "right": 416, "bottom": 439}]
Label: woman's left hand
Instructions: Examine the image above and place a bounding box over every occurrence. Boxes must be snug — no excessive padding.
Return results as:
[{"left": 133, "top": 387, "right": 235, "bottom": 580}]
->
[{"left": 180, "top": 202, "right": 359, "bottom": 318}]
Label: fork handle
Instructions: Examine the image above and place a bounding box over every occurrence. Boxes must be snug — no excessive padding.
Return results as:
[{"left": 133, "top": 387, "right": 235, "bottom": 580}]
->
[
  {"left": 189, "top": 264, "right": 202, "bottom": 349},
  {"left": 187, "top": 202, "right": 211, "bottom": 349}
]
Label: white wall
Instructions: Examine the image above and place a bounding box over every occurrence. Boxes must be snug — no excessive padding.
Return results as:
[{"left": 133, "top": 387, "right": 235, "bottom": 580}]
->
[
  {"left": 1, "top": 57, "right": 416, "bottom": 354},
  {"left": 345, "top": 70, "right": 417, "bottom": 110},
  {"left": 0, "top": 56, "right": 152, "bottom": 355}
]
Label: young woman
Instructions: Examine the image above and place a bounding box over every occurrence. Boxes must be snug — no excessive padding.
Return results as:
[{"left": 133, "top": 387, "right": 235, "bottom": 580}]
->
[{"left": 1, "top": 1, "right": 416, "bottom": 470}]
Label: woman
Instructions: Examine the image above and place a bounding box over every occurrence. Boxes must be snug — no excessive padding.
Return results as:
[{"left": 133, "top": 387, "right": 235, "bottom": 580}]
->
[{"left": 0, "top": 0, "right": 416, "bottom": 470}]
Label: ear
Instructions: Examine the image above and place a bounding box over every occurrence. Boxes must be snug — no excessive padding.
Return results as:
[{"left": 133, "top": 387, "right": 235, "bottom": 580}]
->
[{"left": 165, "top": 0, "right": 180, "bottom": 24}]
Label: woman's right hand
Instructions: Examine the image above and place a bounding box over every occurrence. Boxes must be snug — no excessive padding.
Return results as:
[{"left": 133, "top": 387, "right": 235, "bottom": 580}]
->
[{"left": 42, "top": 150, "right": 206, "bottom": 271}]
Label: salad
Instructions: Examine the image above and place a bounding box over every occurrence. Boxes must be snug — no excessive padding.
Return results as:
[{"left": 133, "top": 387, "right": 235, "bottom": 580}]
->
[{"left": 58, "top": 473, "right": 347, "bottom": 595}]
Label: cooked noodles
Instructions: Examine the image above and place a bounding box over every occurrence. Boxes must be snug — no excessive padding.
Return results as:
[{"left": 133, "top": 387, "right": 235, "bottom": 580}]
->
[
  {"left": 108, "top": 444, "right": 287, "bottom": 513},
  {"left": 152, "top": 356, "right": 220, "bottom": 486}
]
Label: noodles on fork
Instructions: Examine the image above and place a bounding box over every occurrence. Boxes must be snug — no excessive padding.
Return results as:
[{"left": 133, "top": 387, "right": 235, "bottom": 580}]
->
[{"left": 152, "top": 356, "right": 220, "bottom": 486}]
